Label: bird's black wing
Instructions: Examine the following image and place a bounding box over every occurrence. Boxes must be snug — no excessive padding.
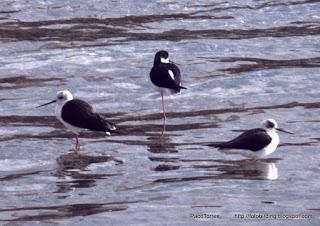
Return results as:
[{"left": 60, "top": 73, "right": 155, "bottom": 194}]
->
[
  {"left": 150, "top": 63, "right": 186, "bottom": 91},
  {"left": 213, "top": 128, "right": 272, "bottom": 152},
  {"left": 61, "top": 99, "right": 116, "bottom": 132}
]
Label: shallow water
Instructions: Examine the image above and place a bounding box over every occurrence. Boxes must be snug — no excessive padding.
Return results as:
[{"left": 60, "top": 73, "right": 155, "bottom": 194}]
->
[{"left": 0, "top": 0, "right": 320, "bottom": 225}]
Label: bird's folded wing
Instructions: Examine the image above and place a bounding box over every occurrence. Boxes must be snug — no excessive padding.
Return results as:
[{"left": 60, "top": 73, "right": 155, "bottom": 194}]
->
[
  {"left": 61, "top": 99, "right": 115, "bottom": 132},
  {"left": 213, "top": 128, "right": 272, "bottom": 152}
]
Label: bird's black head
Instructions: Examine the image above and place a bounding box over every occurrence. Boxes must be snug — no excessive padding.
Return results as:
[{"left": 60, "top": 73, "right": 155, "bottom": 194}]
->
[
  {"left": 262, "top": 119, "right": 293, "bottom": 134},
  {"left": 154, "top": 50, "right": 169, "bottom": 66}
]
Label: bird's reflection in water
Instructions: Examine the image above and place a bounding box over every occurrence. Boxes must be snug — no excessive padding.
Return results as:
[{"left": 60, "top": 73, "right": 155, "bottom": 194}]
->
[
  {"left": 215, "top": 158, "right": 279, "bottom": 180},
  {"left": 147, "top": 134, "right": 180, "bottom": 171},
  {"left": 54, "top": 149, "right": 123, "bottom": 194},
  {"left": 147, "top": 134, "right": 177, "bottom": 154}
]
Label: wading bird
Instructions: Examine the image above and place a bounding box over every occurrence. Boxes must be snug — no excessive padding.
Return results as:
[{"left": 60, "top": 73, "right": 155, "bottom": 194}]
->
[
  {"left": 149, "top": 50, "right": 187, "bottom": 134},
  {"left": 37, "top": 90, "right": 117, "bottom": 149},
  {"left": 210, "top": 119, "right": 293, "bottom": 159}
]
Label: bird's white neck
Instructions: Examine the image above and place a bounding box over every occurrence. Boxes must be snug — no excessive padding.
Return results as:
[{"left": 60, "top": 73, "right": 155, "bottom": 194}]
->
[
  {"left": 55, "top": 100, "right": 70, "bottom": 121},
  {"left": 264, "top": 129, "right": 280, "bottom": 156},
  {"left": 57, "top": 99, "right": 71, "bottom": 107}
]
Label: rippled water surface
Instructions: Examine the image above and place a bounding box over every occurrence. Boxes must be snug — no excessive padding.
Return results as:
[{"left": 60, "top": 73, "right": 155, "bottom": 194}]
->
[{"left": 0, "top": 0, "right": 320, "bottom": 225}]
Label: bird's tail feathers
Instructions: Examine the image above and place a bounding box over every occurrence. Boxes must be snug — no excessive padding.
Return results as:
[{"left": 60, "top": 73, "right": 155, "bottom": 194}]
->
[
  {"left": 207, "top": 142, "right": 225, "bottom": 148},
  {"left": 104, "top": 120, "right": 121, "bottom": 135},
  {"left": 107, "top": 128, "right": 122, "bottom": 134}
]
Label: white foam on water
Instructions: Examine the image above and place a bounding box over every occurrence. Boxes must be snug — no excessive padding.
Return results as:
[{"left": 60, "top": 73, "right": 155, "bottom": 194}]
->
[
  {"left": 67, "top": 55, "right": 114, "bottom": 65},
  {"left": 1, "top": 184, "right": 46, "bottom": 192},
  {"left": 86, "top": 161, "right": 115, "bottom": 171},
  {"left": 113, "top": 82, "right": 141, "bottom": 89},
  {"left": 95, "top": 68, "right": 117, "bottom": 73},
  {"left": 0, "top": 159, "right": 44, "bottom": 172}
]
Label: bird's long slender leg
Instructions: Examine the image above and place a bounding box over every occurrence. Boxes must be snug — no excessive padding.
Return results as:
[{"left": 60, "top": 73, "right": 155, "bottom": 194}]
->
[
  {"left": 161, "top": 92, "right": 167, "bottom": 121},
  {"left": 161, "top": 93, "right": 166, "bottom": 135},
  {"left": 75, "top": 135, "right": 80, "bottom": 150}
]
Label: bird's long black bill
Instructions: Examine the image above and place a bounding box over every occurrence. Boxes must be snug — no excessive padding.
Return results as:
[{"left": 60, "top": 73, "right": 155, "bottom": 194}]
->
[
  {"left": 36, "top": 100, "right": 56, "bottom": 108},
  {"left": 277, "top": 128, "right": 293, "bottom": 134}
]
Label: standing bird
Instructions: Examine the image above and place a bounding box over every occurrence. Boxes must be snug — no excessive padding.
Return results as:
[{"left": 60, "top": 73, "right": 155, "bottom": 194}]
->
[
  {"left": 37, "top": 90, "right": 117, "bottom": 149},
  {"left": 209, "top": 119, "right": 293, "bottom": 159},
  {"left": 149, "top": 50, "right": 187, "bottom": 132}
]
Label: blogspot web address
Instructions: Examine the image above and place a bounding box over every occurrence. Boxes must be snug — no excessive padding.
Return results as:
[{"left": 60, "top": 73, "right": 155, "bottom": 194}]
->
[
  {"left": 234, "top": 213, "right": 313, "bottom": 220},
  {"left": 190, "top": 212, "right": 313, "bottom": 221}
]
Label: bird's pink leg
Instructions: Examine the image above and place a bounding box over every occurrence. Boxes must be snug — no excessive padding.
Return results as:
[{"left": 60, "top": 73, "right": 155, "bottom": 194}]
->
[
  {"left": 161, "top": 93, "right": 166, "bottom": 135},
  {"left": 75, "top": 135, "right": 80, "bottom": 150},
  {"left": 161, "top": 93, "right": 167, "bottom": 121}
]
